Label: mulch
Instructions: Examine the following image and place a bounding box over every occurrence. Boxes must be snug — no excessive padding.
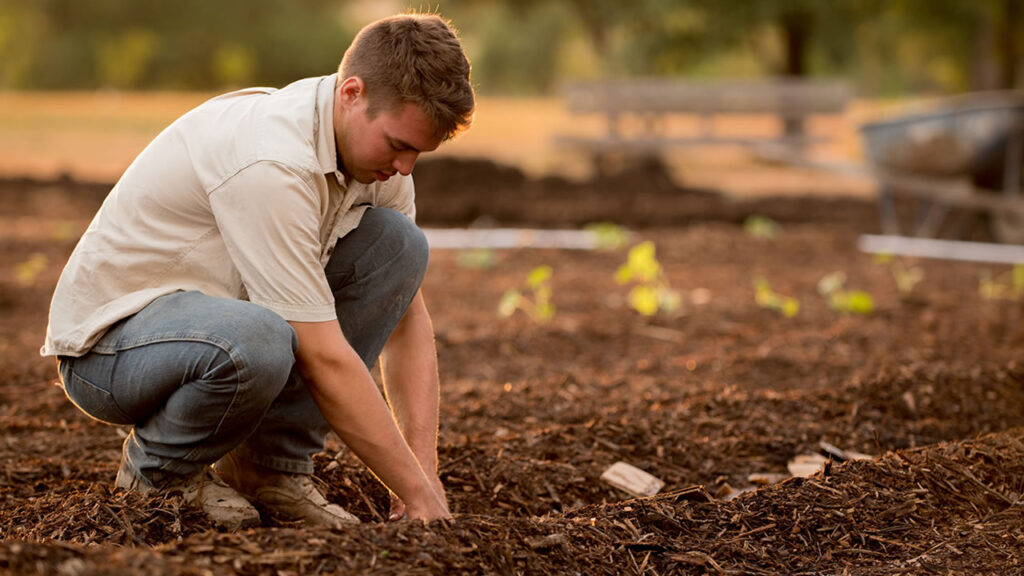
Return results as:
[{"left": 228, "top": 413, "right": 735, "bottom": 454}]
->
[{"left": 1, "top": 161, "right": 1022, "bottom": 574}]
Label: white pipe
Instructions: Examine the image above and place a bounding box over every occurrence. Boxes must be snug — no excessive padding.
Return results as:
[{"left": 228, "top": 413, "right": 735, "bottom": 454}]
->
[{"left": 858, "top": 234, "right": 1024, "bottom": 264}]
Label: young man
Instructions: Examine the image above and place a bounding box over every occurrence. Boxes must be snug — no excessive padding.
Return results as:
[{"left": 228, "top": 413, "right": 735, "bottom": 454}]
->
[{"left": 41, "top": 13, "right": 474, "bottom": 530}]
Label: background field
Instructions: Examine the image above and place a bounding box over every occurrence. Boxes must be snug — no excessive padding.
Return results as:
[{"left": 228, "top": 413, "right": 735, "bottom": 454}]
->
[{"left": 0, "top": 91, "right": 890, "bottom": 198}]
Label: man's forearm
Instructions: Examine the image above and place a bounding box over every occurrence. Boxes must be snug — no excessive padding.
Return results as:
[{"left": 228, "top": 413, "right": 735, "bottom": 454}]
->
[
  {"left": 382, "top": 291, "right": 441, "bottom": 474},
  {"left": 289, "top": 320, "right": 448, "bottom": 519}
]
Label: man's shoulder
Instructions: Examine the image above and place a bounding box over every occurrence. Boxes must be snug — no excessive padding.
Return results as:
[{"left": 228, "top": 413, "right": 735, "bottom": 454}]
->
[{"left": 190, "top": 77, "right": 328, "bottom": 181}]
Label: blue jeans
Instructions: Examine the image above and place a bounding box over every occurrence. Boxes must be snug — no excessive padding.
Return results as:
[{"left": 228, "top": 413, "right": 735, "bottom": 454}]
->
[{"left": 58, "top": 208, "right": 428, "bottom": 487}]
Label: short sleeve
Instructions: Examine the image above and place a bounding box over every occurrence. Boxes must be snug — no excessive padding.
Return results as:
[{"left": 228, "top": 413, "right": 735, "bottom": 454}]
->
[{"left": 208, "top": 161, "right": 337, "bottom": 322}]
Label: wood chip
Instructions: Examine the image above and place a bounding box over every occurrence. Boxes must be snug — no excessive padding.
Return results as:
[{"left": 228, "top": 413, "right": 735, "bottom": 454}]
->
[
  {"left": 787, "top": 454, "right": 829, "bottom": 478},
  {"left": 747, "top": 472, "right": 789, "bottom": 485},
  {"left": 600, "top": 462, "right": 665, "bottom": 497}
]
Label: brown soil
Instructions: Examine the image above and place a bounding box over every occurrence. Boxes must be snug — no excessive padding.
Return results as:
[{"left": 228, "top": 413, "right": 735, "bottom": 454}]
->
[{"left": 1, "top": 160, "right": 1023, "bottom": 575}]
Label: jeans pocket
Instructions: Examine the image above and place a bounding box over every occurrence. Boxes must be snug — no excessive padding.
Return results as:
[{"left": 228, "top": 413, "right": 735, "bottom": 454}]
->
[{"left": 63, "top": 370, "right": 135, "bottom": 425}]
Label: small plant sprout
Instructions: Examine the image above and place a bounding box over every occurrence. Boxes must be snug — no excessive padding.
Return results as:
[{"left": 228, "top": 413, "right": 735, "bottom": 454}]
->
[
  {"left": 754, "top": 278, "right": 800, "bottom": 317},
  {"left": 455, "top": 248, "right": 495, "bottom": 269},
  {"left": 873, "top": 252, "right": 924, "bottom": 298},
  {"left": 614, "top": 241, "right": 681, "bottom": 316},
  {"left": 978, "top": 263, "right": 1024, "bottom": 301},
  {"left": 743, "top": 215, "right": 781, "bottom": 240},
  {"left": 498, "top": 265, "right": 555, "bottom": 323},
  {"left": 584, "top": 222, "right": 629, "bottom": 250},
  {"left": 14, "top": 253, "right": 48, "bottom": 286},
  {"left": 817, "top": 271, "right": 874, "bottom": 314}
]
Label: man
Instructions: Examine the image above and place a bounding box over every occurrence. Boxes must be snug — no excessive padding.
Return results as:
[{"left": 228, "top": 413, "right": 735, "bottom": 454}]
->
[{"left": 41, "top": 13, "right": 474, "bottom": 530}]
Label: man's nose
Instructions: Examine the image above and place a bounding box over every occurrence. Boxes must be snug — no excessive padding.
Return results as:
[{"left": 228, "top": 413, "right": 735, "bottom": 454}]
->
[{"left": 393, "top": 151, "right": 418, "bottom": 176}]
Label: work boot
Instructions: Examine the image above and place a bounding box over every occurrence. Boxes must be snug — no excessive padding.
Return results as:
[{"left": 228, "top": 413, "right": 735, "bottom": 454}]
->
[
  {"left": 115, "top": 458, "right": 261, "bottom": 531},
  {"left": 216, "top": 452, "right": 360, "bottom": 528}
]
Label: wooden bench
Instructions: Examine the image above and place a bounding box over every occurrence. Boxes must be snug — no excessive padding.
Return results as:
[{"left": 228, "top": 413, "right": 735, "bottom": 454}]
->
[{"left": 555, "top": 78, "right": 851, "bottom": 172}]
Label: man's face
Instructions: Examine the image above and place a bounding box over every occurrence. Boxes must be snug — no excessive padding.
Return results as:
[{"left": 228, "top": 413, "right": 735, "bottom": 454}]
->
[{"left": 334, "top": 78, "right": 442, "bottom": 184}]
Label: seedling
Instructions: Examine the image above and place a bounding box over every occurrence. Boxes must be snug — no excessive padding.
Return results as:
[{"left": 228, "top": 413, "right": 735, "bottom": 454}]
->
[
  {"left": 498, "top": 265, "right": 555, "bottom": 323},
  {"left": 456, "top": 248, "right": 495, "bottom": 269},
  {"left": 584, "top": 222, "right": 629, "bottom": 250},
  {"left": 14, "top": 253, "right": 48, "bottom": 286},
  {"left": 743, "top": 215, "right": 781, "bottom": 240},
  {"left": 817, "top": 271, "right": 874, "bottom": 314},
  {"left": 978, "top": 264, "right": 1024, "bottom": 301},
  {"left": 754, "top": 278, "right": 800, "bottom": 317},
  {"left": 615, "top": 241, "right": 681, "bottom": 316},
  {"left": 874, "top": 253, "right": 923, "bottom": 298}
]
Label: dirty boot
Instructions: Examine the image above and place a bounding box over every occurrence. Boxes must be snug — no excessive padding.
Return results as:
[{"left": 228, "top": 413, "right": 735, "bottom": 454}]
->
[
  {"left": 216, "top": 452, "right": 360, "bottom": 528},
  {"left": 115, "top": 458, "right": 261, "bottom": 531}
]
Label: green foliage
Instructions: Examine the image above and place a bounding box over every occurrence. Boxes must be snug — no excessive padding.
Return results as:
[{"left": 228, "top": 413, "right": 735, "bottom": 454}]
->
[
  {"left": 455, "top": 248, "right": 496, "bottom": 269},
  {"left": 754, "top": 277, "right": 799, "bottom": 317},
  {"left": 817, "top": 271, "right": 874, "bottom": 314},
  {"left": 0, "top": 0, "right": 354, "bottom": 90},
  {"left": 873, "top": 252, "right": 924, "bottom": 298},
  {"left": 978, "top": 264, "right": 1024, "bottom": 301},
  {"left": 743, "top": 215, "right": 781, "bottom": 240},
  {"left": 498, "top": 265, "right": 555, "bottom": 323},
  {"left": 14, "top": 253, "right": 48, "bottom": 286},
  {"left": 1, "top": 0, "right": 1019, "bottom": 93},
  {"left": 584, "top": 222, "right": 629, "bottom": 250},
  {"left": 615, "top": 241, "right": 681, "bottom": 316}
]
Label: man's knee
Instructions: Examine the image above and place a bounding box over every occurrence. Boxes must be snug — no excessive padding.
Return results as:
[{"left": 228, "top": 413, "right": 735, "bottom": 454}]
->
[
  {"left": 361, "top": 208, "right": 429, "bottom": 274},
  {"left": 224, "top": 304, "right": 297, "bottom": 387},
  {"left": 327, "top": 208, "right": 429, "bottom": 288}
]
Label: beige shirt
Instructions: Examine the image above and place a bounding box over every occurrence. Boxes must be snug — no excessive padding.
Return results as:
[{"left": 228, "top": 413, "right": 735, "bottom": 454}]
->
[{"left": 42, "top": 74, "right": 416, "bottom": 357}]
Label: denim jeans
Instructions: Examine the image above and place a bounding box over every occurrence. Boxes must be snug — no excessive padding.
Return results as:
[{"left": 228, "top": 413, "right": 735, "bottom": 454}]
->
[{"left": 58, "top": 208, "right": 429, "bottom": 486}]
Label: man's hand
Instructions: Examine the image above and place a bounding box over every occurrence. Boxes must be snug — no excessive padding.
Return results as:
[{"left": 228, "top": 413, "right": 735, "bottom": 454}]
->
[
  {"left": 289, "top": 319, "right": 451, "bottom": 522},
  {"left": 390, "top": 475, "right": 447, "bottom": 521}
]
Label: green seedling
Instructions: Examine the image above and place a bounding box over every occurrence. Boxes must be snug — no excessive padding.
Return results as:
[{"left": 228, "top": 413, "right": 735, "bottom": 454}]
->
[
  {"left": 754, "top": 277, "right": 800, "bottom": 317},
  {"left": 743, "top": 215, "right": 781, "bottom": 240},
  {"left": 14, "top": 253, "right": 48, "bottom": 286},
  {"left": 584, "top": 222, "right": 629, "bottom": 250},
  {"left": 874, "top": 252, "right": 923, "bottom": 298},
  {"left": 978, "top": 264, "right": 1024, "bottom": 301},
  {"left": 498, "top": 265, "right": 555, "bottom": 323},
  {"left": 456, "top": 248, "right": 495, "bottom": 269},
  {"left": 615, "top": 241, "right": 681, "bottom": 316},
  {"left": 818, "top": 271, "right": 874, "bottom": 314}
]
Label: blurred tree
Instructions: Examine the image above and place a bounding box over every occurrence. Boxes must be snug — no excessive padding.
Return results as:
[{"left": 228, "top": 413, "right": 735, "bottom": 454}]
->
[{"left": 0, "top": 0, "right": 353, "bottom": 90}]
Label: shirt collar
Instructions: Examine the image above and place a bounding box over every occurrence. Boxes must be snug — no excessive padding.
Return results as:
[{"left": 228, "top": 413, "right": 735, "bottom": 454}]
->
[{"left": 314, "top": 74, "right": 347, "bottom": 187}]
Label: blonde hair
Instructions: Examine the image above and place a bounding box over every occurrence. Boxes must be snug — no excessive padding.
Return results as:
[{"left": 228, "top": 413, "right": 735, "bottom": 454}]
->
[{"left": 339, "top": 13, "right": 475, "bottom": 141}]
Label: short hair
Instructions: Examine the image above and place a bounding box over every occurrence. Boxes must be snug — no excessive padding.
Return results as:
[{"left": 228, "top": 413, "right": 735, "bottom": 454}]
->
[{"left": 339, "top": 13, "right": 475, "bottom": 141}]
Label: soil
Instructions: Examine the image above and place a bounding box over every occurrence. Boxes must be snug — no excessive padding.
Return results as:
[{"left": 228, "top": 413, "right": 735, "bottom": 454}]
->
[{"left": 1, "top": 159, "right": 1023, "bottom": 575}]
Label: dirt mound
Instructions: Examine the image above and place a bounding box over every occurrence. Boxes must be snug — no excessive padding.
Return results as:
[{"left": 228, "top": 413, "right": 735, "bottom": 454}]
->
[{"left": 413, "top": 156, "right": 882, "bottom": 230}]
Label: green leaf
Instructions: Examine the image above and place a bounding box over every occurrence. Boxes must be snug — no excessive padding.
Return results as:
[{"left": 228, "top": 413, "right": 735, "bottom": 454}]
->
[
  {"left": 584, "top": 222, "right": 629, "bottom": 250},
  {"left": 614, "top": 264, "right": 634, "bottom": 284},
  {"left": 626, "top": 241, "right": 661, "bottom": 282},
  {"left": 845, "top": 291, "right": 875, "bottom": 314},
  {"left": 743, "top": 215, "right": 781, "bottom": 239},
  {"left": 629, "top": 285, "right": 659, "bottom": 316},
  {"left": 781, "top": 298, "right": 800, "bottom": 318},
  {"left": 526, "top": 265, "right": 552, "bottom": 288}
]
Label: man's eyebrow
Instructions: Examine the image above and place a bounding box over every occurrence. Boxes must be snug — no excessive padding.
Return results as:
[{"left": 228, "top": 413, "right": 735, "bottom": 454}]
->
[{"left": 390, "top": 136, "right": 421, "bottom": 153}]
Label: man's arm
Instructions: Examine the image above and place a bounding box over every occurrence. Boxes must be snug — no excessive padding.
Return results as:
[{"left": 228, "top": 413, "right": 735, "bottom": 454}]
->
[
  {"left": 288, "top": 319, "right": 449, "bottom": 521},
  {"left": 379, "top": 289, "right": 445, "bottom": 518}
]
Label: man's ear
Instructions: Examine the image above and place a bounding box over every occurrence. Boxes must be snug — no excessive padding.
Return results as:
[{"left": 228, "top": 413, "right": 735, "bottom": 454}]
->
[{"left": 338, "top": 76, "right": 365, "bottom": 109}]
